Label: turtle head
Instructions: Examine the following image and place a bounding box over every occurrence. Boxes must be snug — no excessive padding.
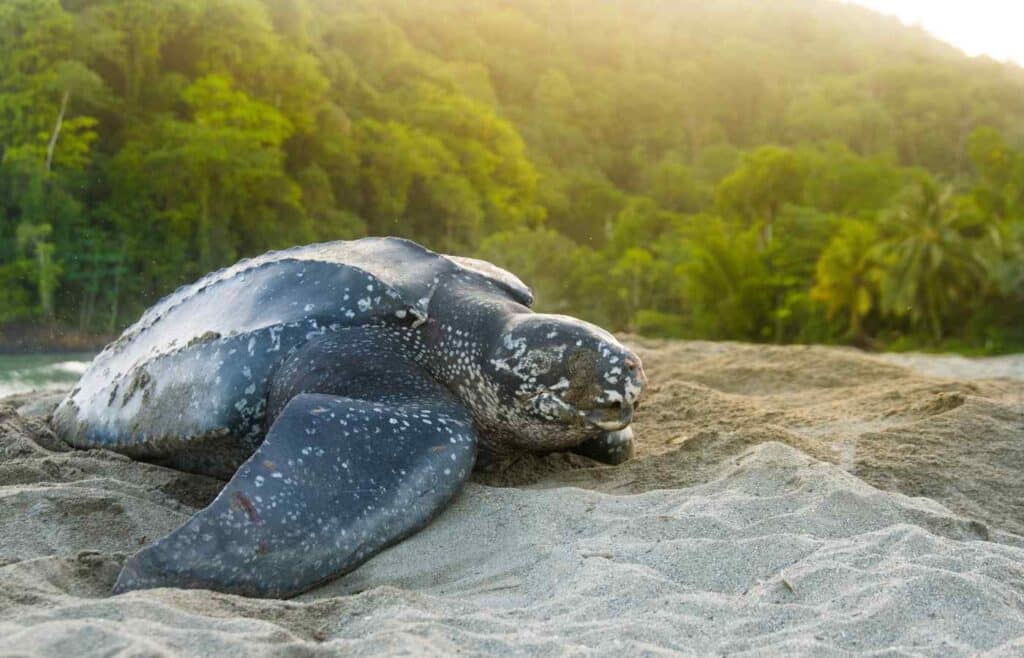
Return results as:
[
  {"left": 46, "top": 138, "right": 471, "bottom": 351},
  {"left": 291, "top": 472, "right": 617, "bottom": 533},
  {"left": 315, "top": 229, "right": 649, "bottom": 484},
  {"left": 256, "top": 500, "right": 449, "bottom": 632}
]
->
[{"left": 484, "top": 313, "right": 646, "bottom": 448}]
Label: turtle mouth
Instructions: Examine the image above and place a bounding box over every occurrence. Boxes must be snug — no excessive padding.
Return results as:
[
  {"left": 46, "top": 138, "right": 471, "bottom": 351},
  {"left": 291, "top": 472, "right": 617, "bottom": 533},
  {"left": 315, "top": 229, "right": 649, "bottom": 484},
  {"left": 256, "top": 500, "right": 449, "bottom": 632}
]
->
[
  {"left": 580, "top": 400, "right": 634, "bottom": 431},
  {"left": 526, "top": 390, "right": 634, "bottom": 431}
]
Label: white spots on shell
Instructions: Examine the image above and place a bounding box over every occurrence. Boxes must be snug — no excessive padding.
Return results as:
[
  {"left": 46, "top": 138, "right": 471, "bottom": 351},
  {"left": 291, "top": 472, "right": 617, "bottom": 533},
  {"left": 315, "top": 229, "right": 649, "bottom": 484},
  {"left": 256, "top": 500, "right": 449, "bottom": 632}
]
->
[
  {"left": 550, "top": 377, "right": 570, "bottom": 390},
  {"left": 503, "top": 333, "right": 528, "bottom": 353},
  {"left": 267, "top": 326, "right": 283, "bottom": 353},
  {"left": 601, "top": 389, "right": 625, "bottom": 404},
  {"left": 624, "top": 377, "right": 644, "bottom": 404}
]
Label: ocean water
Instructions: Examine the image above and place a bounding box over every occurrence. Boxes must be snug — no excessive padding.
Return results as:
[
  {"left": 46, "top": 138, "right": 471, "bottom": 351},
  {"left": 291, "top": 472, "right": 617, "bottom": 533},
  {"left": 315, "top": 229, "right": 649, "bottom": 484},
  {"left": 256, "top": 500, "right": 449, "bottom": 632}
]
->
[{"left": 0, "top": 354, "right": 93, "bottom": 398}]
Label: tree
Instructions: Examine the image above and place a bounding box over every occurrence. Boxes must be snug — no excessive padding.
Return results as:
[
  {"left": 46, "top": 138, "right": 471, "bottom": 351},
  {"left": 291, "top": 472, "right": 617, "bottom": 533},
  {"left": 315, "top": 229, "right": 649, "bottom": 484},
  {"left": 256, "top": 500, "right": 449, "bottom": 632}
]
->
[
  {"left": 15, "top": 222, "right": 60, "bottom": 320},
  {"left": 875, "top": 179, "right": 1000, "bottom": 341},
  {"left": 638, "top": 152, "right": 707, "bottom": 213},
  {"left": 475, "top": 226, "right": 585, "bottom": 313},
  {"left": 784, "top": 78, "right": 896, "bottom": 156},
  {"left": 680, "top": 220, "right": 773, "bottom": 340},
  {"left": 0, "top": 0, "right": 74, "bottom": 152},
  {"left": 812, "top": 219, "right": 881, "bottom": 343},
  {"left": 74, "top": 0, "right": 195, "bottom": 118},
  {"left": 2, "top": 0, "right": 1024, "bottom": 351},
  {"left": 716, "top": 146, "right": 808, "bottom": 246},
  {"left": 123, "top": 74, "right": 299, "bottom": 273},
  {"left": 802, "top": 144, "right": 906, "bottom": 217},
  {"left": 968, "top": 126, "right": 1023, "bottom": 219}
]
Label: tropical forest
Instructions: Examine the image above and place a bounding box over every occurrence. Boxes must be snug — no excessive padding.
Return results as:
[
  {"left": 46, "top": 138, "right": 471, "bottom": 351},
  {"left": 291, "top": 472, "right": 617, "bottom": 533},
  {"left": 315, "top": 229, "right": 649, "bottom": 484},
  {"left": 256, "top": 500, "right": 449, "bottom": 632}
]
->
[{"left": 2, "top": 0, "right": 1023, "bottom": 352}]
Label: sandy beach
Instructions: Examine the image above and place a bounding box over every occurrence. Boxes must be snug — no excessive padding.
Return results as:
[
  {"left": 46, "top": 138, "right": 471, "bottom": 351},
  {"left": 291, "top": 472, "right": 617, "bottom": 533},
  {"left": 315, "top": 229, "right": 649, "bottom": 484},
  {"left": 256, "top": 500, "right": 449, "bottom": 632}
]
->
[{"left": 1, "top": 339, "right": 1023, "bottom": 656}]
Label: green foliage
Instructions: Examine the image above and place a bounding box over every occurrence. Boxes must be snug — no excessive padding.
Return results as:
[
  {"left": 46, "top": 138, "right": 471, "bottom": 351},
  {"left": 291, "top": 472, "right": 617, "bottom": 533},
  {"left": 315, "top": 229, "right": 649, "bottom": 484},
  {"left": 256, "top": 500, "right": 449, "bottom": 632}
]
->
[
  {"left": 682, "top": 221, "right": 772, "bottom": 340},
  {"left": 0, "top": 0, "right": 1021, "bottom": 352},
  {"left": 812, "top": 219, "right": 881, "bottom": 342},
  {"left": 475, "top": 227, "right": 588, "bottom": 314},
  {"left": 874, "top": 179, "right": 1002, "bottom": 342},
  {"left": 122, "top": 74, "right": 300, "bottom": 273},
  {"left": 16, "top": 222, "right": 60, "bottom": 320}
]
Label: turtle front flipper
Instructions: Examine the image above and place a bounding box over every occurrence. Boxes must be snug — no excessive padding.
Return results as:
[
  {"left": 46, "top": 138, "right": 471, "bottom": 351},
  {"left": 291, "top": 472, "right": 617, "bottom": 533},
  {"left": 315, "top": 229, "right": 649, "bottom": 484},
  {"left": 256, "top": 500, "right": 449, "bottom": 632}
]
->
[{"left": 113, "top": 385, "right": 477, "bottom": 597}]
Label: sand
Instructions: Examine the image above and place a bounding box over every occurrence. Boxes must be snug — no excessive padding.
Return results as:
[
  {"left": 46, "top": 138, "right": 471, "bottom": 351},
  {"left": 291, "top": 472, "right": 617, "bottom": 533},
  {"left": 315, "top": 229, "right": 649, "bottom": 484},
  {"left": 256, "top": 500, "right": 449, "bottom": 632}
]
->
[{"left": 1, "top": 340, "right": 1023, "bottom": 656}]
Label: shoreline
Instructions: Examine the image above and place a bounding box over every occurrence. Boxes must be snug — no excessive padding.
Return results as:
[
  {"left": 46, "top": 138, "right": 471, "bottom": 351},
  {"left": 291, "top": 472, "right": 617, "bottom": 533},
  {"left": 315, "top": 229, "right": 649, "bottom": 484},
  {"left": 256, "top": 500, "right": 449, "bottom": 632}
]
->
[{"left": 0, "top": 326, "right": 112, "bottom": 355}]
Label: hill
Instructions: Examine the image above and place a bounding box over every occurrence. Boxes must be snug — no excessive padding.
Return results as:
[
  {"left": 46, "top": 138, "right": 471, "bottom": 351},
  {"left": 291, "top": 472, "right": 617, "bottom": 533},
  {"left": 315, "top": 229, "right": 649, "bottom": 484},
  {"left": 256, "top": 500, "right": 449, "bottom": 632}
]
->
[{"left": 1, "top": 0, "right": 1022, "bottom": 349}]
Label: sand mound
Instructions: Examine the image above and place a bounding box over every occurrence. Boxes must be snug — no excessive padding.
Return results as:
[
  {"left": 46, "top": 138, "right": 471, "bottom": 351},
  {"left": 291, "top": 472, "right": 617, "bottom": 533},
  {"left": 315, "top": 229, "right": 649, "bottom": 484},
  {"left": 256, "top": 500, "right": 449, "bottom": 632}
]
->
[
  {"left": 527, "top": 339, "right": 1024, "bottom": 536},
  {"left": 1, "top": 340, "right": 1023, "bottom": 656}
]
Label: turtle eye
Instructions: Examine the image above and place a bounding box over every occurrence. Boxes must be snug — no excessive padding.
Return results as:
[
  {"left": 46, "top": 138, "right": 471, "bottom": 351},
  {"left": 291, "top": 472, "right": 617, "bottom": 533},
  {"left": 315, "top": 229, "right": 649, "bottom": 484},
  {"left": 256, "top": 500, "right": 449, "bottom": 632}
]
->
[
  {"left": 518, "top": 348, "right": 559, "bottom": 378},
  {"left": 530, "top": 350, "right": 553, "bottom": 371}
]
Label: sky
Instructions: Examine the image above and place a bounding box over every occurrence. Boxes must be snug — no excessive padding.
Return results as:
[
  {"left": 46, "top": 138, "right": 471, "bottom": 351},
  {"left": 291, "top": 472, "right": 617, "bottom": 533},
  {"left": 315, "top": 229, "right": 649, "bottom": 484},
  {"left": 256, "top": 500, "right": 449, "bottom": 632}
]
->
[{"left": 841, "top": 1, "right": 1024, "bottom": 65}]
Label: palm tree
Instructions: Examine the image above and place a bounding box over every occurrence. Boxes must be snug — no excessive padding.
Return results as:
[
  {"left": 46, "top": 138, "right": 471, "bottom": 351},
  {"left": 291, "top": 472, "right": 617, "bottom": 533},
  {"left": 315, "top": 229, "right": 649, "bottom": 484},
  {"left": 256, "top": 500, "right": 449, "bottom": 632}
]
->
[
  {"left": 874, "top": 178, "right": 1000, "bottom": 342},
  {"left": 812, "top": 219, "right": 881, "bottom": 344},
  {"left": 682, "top": 223, "right": 771, "bottom": 340}
]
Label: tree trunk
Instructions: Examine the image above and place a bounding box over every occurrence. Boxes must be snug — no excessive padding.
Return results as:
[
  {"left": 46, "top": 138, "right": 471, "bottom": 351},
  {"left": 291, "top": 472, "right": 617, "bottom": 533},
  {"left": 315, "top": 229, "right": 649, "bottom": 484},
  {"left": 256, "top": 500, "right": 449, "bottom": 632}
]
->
[
  {"left": 850, "top": 306, "right": 865, "bottom": 346},
  {"left": 45, "top": 91, "right": 70, "bottom": 175},
  {"left": 37, "top": 243, "right": 56, "bottom": 321}
]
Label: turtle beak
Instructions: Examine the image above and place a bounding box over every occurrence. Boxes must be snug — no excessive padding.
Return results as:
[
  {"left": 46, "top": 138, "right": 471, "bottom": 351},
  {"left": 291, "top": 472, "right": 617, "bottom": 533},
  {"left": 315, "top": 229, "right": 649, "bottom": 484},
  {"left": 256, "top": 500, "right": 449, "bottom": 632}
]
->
[
  {"left": 582, "top": 400, "right": 634, "bottom": 431},
  {"left": 583, "top": 354, "right": 646, "bottom": 430}
]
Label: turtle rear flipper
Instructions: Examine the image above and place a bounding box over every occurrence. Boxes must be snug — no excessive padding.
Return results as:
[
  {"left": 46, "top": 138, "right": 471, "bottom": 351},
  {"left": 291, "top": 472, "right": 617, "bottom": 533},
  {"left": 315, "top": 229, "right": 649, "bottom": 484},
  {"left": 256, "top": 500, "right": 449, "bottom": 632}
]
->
[{"left": 112, "top": 336, "right": 477, "bottom": 597}]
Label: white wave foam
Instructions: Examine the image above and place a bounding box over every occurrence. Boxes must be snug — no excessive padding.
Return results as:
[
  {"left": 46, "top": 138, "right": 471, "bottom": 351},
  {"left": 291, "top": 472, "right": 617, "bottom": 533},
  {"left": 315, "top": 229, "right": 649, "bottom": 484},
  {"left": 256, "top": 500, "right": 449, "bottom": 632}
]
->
[
  {"left": 0, "top": 359, "right": 90, "bottom": 397},
  {"left": 49, "top": 361, "right": 91, "bottom": 375}
]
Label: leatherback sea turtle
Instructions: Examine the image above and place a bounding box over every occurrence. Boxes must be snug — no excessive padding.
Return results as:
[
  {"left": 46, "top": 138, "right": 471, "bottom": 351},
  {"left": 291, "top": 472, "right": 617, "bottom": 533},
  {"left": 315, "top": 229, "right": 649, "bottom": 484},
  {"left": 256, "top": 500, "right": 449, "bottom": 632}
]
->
[{"left": 52, "top": 237, "right": 646, "bottom": 598}]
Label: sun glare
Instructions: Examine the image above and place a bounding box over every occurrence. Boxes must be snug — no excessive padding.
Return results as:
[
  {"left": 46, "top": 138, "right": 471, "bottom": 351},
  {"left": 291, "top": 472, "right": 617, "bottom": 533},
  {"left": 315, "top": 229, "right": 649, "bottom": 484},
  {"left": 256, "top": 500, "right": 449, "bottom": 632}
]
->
[{"left": 843, "top": 0, "right": 1024, "bottom": 65}]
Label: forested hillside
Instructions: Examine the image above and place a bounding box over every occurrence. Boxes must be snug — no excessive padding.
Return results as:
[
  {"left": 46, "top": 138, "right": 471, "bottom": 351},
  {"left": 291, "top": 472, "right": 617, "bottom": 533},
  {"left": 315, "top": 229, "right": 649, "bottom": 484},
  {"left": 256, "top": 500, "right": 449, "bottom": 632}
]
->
[{"left": 2, "top": 0, "right": 1022, "bottom": 351}]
